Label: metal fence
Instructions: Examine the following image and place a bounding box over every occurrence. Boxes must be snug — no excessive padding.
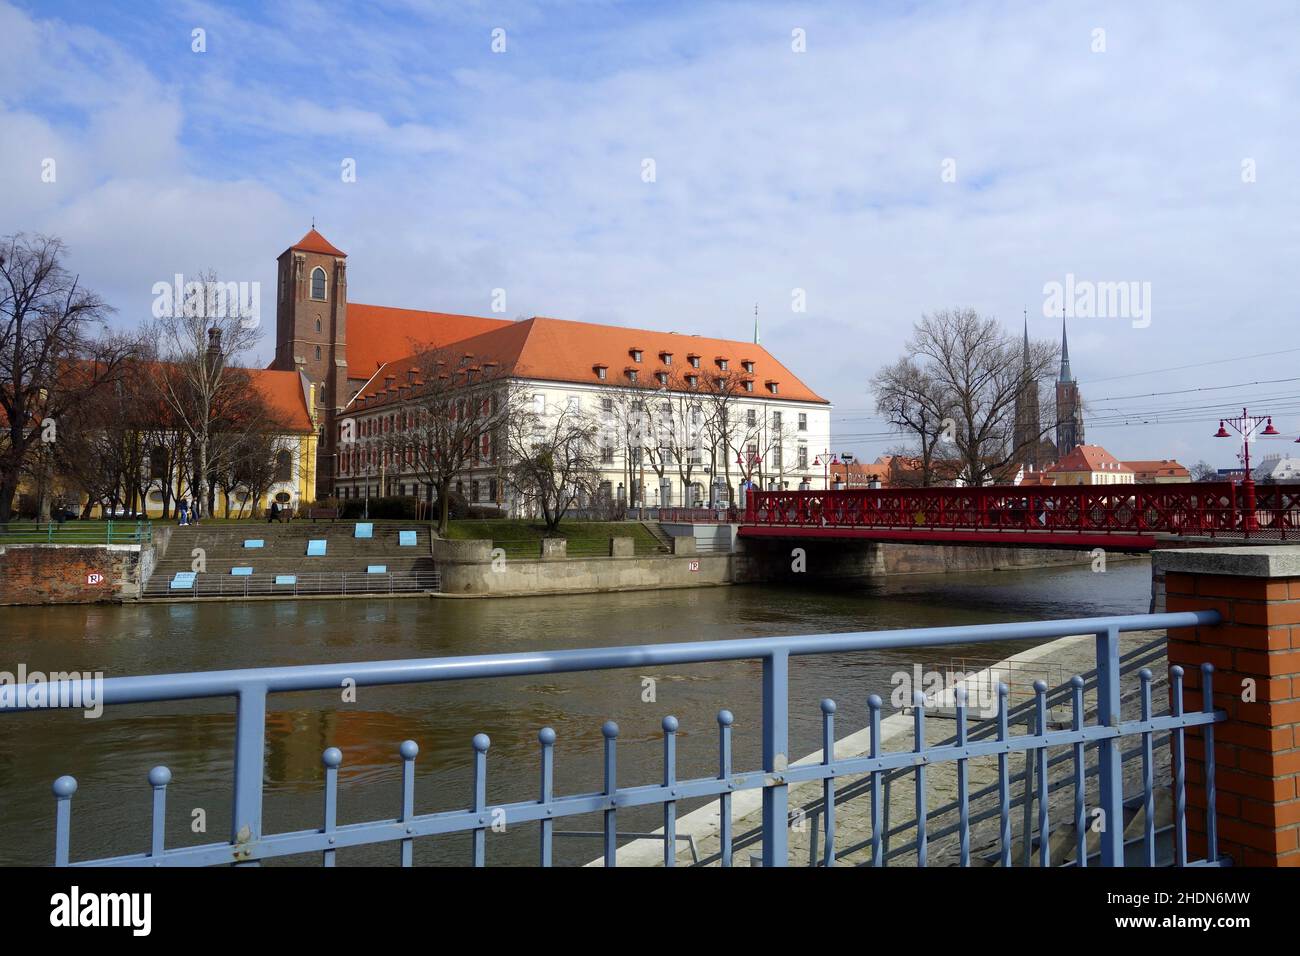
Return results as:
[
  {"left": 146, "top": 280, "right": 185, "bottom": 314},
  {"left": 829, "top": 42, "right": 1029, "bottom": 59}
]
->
[
  {"left": 0, "top": 519, "right": 152, "bottom": 545},
  {"left": 6, "top": 610, "right": 1224, "bottom": 867},
  {"left": 154, "top": 570, "right": 440, "bottom": 598}
]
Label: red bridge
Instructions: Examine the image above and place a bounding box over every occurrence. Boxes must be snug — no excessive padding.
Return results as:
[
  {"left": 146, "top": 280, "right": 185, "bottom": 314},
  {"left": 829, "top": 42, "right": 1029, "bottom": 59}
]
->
[{"left": 739, "top": 482, "right": 1300, "bottom": 551}]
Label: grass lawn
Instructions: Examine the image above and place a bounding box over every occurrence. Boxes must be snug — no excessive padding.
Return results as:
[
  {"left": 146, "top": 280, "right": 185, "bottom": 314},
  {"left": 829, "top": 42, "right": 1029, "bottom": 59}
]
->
[{"left": 443, "top": 519, "right": 665, "bottom": 557}]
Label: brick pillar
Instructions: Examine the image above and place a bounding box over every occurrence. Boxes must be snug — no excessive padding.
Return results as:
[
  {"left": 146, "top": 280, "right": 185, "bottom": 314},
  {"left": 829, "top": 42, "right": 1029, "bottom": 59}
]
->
[{"left": 1156, "top": 547, "right": 1300, "bottom": 866}]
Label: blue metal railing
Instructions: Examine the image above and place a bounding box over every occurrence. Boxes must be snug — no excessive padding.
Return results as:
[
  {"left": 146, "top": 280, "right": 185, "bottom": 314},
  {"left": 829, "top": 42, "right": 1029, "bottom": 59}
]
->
[{"left": 0, "top": 610, "right": 1225, "bottom": 867}]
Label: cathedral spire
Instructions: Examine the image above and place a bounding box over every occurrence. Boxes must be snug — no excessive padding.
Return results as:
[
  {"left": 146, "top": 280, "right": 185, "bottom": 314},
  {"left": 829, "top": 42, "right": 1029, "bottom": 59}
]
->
[
  {"left": 1023, "top": 309, "right": 1030, "bottom": 367},
  {"left": 1058, "top": 311, "right": 1073, "bottom": 383}
]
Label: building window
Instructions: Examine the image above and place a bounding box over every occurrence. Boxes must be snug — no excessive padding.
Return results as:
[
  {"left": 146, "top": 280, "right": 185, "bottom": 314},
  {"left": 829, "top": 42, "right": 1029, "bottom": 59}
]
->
[
  {"left": 656, "top": 372, "right": 668, "bottom": 385},
  {"left": 743, "top": 360, "right": 754, "bottom": 373},
  {"left": 744, "top": 380, "right": 754, "bottom": 392},
  {"left": 627, "top": 369, "right": 638, "bottom": 383},
  {"left": 310, "top": 267, "right": 327, "bottom": 300},
  {"left": 596, "top": 365, "right": 607, "bottom": 380},
  {"left": 798, "top": 413, "right": 807, "bottom": 431},
  {"left": 747, "top": 408, "right": 757, "bottom": 426},
  {"left": 149, "top": 446, "right": 167, "bottom": 480},
  {"left": 687, "top": 374, "right": 698, "bottom": 387},
  {"left": 718, "top": 358, "right": 729, "bottom": 371},
  {"left": 315, "top": 345, "right": 321, "bottom": 361},
  {"left": 772, "top": 445, "right": 782, "bottom": 468},
  {"left": 631, "top": 349, "right": 643, "bottom": 362},
  {"left": 772, "top": 411, "right": 782, "bottom": 429},
  {"left": 601, "top": 446, "right": 614, "bottom": 464},
  {"left": 798, "top": 445, "right": 808, "bottom": 469},
  {"left": 689, "top": 355, "right": 701, "bottom": 369},
  {"left": 315, "top": 318, "right": 322, "bottom": 333},
  {"left": 661, "top": 352, "right": 673, "bottom": 365},
  {"left": 274, "top": 450, "right": 292, "bottom": 483}
]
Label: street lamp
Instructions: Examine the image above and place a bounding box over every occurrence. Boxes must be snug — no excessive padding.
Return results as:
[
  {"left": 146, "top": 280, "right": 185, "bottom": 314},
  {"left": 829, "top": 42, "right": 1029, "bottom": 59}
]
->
[
  {"left": 812, "top": 452, "right": 840, "bottom": 491},
  {"left": 1214, "top": 407, "right": 1280, "bottom": 531}
]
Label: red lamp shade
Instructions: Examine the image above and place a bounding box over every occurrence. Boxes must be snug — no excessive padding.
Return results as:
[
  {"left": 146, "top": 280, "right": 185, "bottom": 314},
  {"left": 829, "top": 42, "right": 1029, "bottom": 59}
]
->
[
  {"left": 1263, "top": 418, "right": 1280, "bottom": 436},
  {"left": 1214, "top": 422, "right": 1231, "bottom": 438}
]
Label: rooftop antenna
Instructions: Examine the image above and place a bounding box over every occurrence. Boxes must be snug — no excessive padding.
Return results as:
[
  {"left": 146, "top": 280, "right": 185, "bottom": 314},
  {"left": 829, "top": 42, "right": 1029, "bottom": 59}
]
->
[{"left": 753, "top": 303, "right": 760, "bottom": 345}]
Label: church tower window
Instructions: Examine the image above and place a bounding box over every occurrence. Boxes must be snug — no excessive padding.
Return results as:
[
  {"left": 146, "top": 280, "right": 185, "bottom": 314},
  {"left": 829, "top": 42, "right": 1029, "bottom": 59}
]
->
[{"left": 310, "top": 267, "right": 327, "bottom": 301}]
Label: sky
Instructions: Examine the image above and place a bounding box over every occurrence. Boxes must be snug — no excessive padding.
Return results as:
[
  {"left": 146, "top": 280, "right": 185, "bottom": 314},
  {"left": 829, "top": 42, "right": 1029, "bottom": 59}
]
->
[{"left": 3, "top": 0, "right": 1299, "bottom": 469}]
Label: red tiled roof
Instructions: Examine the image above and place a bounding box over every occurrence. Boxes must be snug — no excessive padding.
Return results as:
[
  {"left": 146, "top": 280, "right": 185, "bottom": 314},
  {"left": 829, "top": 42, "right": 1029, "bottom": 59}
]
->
[
  {"left": 248, "top": 369, "right": 313, "bottom": 433},
  {"left": 1048, "top": 444, "right": 1133, "bottom": 474},
  {"left": 345, "top": 304, "right": 513, "bottom": 379},
  {"left": 1122, "top": 459, "right": 1190, "bottom": 479},
  {"left": 347, "top": 316, "right": 828, "bottom": 406},
  {"left": 288, "top": 229, "right": 347, "bottom": 258}
]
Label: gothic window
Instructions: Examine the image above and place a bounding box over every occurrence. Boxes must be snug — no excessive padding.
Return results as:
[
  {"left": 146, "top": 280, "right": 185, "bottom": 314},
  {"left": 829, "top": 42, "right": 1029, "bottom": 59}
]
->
[
  {"left": 315, "top": 345, "right": 321, "bottom": 361},
  {"left": 310, "top": 267, "right": 327, "bottom": 300},
  {"left": 315, "top": 319, "right": 322, "bottom": 333},
  {"left": 274, "top": 450, "right": 292, "bottom": 483}
]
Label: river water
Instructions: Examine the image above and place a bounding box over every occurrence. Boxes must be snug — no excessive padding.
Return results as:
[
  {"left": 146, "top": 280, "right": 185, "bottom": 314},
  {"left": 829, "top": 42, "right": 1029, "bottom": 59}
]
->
[{"left": 0, "top": 559, "right": 1150, "bottom": 866}]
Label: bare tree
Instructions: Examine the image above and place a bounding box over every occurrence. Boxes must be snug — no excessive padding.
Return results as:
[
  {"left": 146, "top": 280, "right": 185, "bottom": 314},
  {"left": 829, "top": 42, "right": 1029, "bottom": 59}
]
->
[
  {"left": 887, "top": 309, "right": 1057, "bottom": 486},
  {"left": 149, "top": 270, "right": 262, "bottom": 517},
  {"left": 871, "top": 357, "right": 954, "bottom": 487},
  {"left": 0, "top": 234, "right": 137, "bottom": 521},
  {"left": 374, "top": 346, "right": 520, "bottom": 535},
  {"left": 1190, "top": 460, "right": 1219, "bottom": 482},
  {"left": 506, "top": 395, "right": 601, "bottom": 532}
]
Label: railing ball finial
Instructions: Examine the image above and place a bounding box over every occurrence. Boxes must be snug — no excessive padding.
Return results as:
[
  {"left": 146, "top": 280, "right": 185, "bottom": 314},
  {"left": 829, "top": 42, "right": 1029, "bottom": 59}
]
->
[
  {"left": 717, "top": 709, "right": 734, "bottom": 727},
  {"left": 322, "top": 747, "right": 343, "bottom": 768},
  {"left": 1070, "top": 675, "right": 1084, "bottom": 689},
  {"left": 1170, "top": 664, "right": 1185, "bottom": 679},
  {"left": 1201, "top": 662, "right": 1216, "bottom": 675},
  {"left": 1033, "top": 679, "right": 1048, "bottom": 694},
  {"left": 662, "top": 715, "right": 679, "bottom": 733},
  {"left": 52, "top": 775, "right": 77, "bottom": 798},
  {"left": 538, "top": 726, "right": 556, "bottom": 746},
  {"left": 997, "top": 683, "right": 1009, "bottom": 699},
  {"left": 148, "top": 766, "right": 172, "bottom": 788},
  {"left": 1139, "top": 667, "right": 1153, "bottom": 682},
  {"left": 867, "top": 693, "right": 882, "bottom": 710},
  {"left": 820, "top": 698, "right": 836, "bottom": 714},
  {"left": 472, "top": 733, "right": 491, "bottom": 753},
  {"left": 399, "top": 739, "right": 419, "bottom": 760},
  {"left": 602, "top": 720, "right": 620, "bottom": 739}
]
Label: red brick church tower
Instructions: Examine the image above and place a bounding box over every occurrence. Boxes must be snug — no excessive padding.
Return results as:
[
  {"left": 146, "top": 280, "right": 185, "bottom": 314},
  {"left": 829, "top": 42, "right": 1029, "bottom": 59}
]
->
[{"left": 272, "top": 228, "right": 349, "bottom": 497}]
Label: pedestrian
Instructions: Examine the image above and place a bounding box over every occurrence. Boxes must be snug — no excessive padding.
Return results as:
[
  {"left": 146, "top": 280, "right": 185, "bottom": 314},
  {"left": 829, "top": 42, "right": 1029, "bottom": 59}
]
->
[
  {"left": 268, "top": 501, "right": 280, "bottom": 524},
  {"left": 177, "top": 499, "right": 188, "bottom": 526}
]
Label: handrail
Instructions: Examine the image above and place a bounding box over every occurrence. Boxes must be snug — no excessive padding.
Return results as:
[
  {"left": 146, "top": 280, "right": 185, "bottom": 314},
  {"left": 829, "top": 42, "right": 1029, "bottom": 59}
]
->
[{"left": 0, "top": 611, "right": 1218, "bottom": 709}]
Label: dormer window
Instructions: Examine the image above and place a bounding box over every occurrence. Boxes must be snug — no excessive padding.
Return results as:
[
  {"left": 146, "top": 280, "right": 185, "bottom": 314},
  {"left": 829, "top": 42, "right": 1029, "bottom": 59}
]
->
[
  {"left": 626, "top": 368, "right": 639, "bottom": 383},
  {"left": 688, "top": 354, "right": 701, "bottom": 368},
  {"left": 660, "top": 351, "right": 673, "bottom": 365},
  {"left": 407, "top": 369, "right": 416, "bottom": 383},
  {"left": 742, "top": 360, "right": 755, "bottom": 373},
  {"left": 630, "top": 348, "right": 643, "bottom": 363},
  {"left": 594, "top": 364, "right": 608, "bottom": 381},
  {"left": 744, "top": 380, "right": 754, "bottom": 392},
  {"left": 310, "top": 267, "right": 327, "bottom": 300},
  {"left": 766, "top": 380, "right": 780, "bottom": 395},
  {"left": 656, "top": 372, "right": 669, "bottom": 385},
  {"left": 687, "top": 374, "right": 699, "bottom": 387},
  {"left": 717, "top": 357, "right": 729, "bottom": 371}
]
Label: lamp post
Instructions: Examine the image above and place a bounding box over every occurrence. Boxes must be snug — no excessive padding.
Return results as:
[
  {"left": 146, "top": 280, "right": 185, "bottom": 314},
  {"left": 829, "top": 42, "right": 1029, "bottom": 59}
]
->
[
  {"left": 1214, "top": 407, "right": 1280, "bottom": 531},
  {"left": 812, "top": 452, "right": 840, "bottom": 491}
]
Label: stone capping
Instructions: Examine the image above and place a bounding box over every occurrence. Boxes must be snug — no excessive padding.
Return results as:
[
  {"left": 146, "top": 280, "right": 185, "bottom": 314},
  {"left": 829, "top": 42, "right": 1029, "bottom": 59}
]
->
[
  {"left": 670, "top": 535, "right": 697, "bottom": 556},
  {"left": 609, "top": 537, "right": 634, "bottom": 558},
  {"left": 430, "top": 538, "right": 493, "bottom": 563},
  {"left": 1153, "top": 546, "right": 1300, "bottom": 579}
]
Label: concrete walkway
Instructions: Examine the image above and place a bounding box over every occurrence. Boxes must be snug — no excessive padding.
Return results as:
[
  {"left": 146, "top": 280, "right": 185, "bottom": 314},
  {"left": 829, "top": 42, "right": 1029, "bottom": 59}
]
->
[{"left": 587, "top": 628, "right": 1164, "bottom": 867}]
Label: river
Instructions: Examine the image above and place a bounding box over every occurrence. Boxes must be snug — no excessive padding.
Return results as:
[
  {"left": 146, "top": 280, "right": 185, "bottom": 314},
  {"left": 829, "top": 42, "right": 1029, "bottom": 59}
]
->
[{"left": 0, "top": 558, "right": 1151, "bottom": 866}]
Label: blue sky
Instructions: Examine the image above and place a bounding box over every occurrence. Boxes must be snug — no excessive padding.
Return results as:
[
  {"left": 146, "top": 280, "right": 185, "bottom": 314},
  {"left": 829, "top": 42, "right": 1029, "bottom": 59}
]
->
[{"left": 3, "top": 0, "right": 1299, "bottom": 467}]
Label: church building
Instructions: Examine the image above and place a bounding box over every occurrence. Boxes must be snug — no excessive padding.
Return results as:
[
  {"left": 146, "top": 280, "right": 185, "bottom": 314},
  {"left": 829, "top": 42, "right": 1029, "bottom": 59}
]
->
[{"left": 270, "top": 229, "right": 832, "bottom": 506}]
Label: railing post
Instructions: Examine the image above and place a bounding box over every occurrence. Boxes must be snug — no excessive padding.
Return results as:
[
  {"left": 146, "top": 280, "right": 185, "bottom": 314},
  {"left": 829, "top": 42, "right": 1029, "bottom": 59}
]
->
[
  {"left": 1095, "top": 624, "right": 1125, "bottom": 866},
  {"left": 761, "top": 650, "right": 790, "bottom": 866},
  {"left": 231, "top": 685, "right": 267, "bottom": 864}
]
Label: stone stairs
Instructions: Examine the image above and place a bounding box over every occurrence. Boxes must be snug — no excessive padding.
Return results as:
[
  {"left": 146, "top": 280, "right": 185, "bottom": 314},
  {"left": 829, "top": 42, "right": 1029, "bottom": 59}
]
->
[{"left": 144, "top": 520, "right": 437, "bottom": 598}]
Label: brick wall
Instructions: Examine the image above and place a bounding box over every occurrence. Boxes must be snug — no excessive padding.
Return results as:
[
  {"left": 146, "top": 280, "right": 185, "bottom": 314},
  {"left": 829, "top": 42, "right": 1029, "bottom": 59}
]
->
[
  {"left": 1158, "top": 547, "right": 1300, "bottom": 866},
  {"left": 0, "top": 544, "right": 143, "bottom": 605}
]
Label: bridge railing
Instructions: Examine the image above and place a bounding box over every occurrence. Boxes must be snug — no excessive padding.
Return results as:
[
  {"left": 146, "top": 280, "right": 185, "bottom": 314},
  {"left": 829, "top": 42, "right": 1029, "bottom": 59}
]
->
[
  {"left": 743, "top": 482, "right": 1300, "bottom": 539},
  {"left": 1, "top": 610, "right": 1226, "bottom": 867}
]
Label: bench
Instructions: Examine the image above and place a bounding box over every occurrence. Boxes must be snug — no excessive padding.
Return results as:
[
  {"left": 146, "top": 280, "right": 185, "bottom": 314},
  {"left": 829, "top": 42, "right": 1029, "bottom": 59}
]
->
[
  {"left": 398, "top": 530, "right": 417, "bottom": 547},
  {"left": 308, "top": 507, "right": 339, "bottom": 521},
  {"left": 367, "top": 565, "right": 387, "bottom": 574},
  {"left": 231, "top": 567, "right": 253, "bottom": 576},
  {"left": 354, "top": 523, "right": 374, "bottom": 539},
  {"left": 274, "top": 575, "right": 297, "bottom": 585},
  {"left": 306, "top": 540, "right": 327, "bottom": 556},
  {"left": 169, "top": 571, "right": 196, "bottom": 590},
  {"left": 243, "top": 539, "right": 264, "bottom": 549}
]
